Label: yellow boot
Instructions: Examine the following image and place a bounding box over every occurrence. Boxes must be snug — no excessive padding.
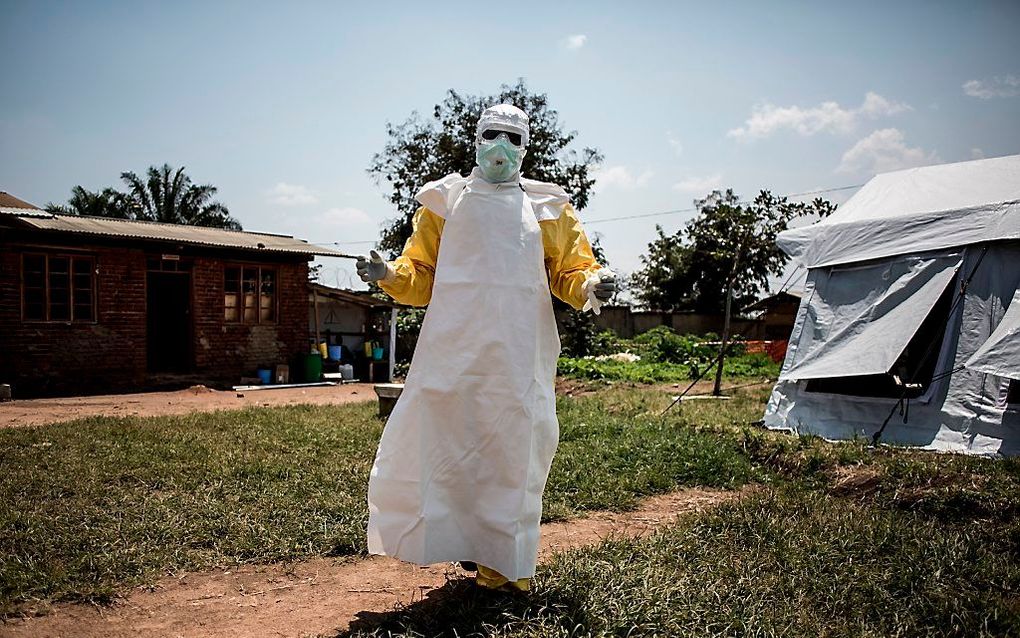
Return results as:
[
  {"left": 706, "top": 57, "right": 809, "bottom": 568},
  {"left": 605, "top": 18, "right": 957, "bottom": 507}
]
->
[{"left": 476, "top": 564, "right": 530, "bottom": 592}]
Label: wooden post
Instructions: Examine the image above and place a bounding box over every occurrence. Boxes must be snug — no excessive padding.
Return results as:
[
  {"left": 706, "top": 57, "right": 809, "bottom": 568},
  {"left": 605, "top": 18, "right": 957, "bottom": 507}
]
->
[
  {"left": 713, "top": 233, "right": 749, "bottom": 397},
  {"left": 713, "top": 281, "right": 733, "bottom": 396},
  {"left": 312, "top": 287, "right": 321, "bottom": 350}
]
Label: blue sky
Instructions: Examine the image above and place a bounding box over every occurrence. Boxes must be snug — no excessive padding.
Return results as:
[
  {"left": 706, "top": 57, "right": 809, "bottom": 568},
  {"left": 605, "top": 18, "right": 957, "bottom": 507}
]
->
[{"left": 2, "top": 0, "right": 1019, "bottom": 291}]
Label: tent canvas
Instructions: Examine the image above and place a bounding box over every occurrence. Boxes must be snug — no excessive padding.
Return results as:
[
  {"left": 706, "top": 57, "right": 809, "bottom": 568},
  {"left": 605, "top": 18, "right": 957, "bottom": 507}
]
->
[
  {"left": 966, "top": 288, "right": 1020, "bottom": 381},
  {"left": 765, "top": 154, "right": 1020, "bottom": 456}
]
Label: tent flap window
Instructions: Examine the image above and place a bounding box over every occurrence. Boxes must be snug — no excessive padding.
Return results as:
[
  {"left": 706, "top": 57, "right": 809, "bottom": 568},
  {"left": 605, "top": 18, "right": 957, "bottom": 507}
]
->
[
  {"left": 964, "top": 288, "right": 1020, "bottom": 381},
  {"left": 22, "top": 253, "right": 96, "bottom": 322},
  {"left": 781, "top": 252, "right": 963, "bottom": 396},
  {"left": 224, "top": 265, "right": 276, "bottom": 324}
]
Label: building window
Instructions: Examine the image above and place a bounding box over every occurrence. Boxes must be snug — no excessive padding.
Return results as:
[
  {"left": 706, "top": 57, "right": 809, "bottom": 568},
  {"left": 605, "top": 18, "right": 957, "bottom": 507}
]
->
[
  {"left": 22, "top": 253, "right": 96, "bottom": 322},
  {"left": 224, "top": 265, "right": 276, "bottom": 323}
]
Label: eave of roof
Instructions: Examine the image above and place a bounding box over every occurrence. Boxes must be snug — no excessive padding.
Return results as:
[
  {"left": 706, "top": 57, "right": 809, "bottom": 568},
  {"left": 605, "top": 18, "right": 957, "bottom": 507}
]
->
[
  {"left": 309, "top": 282, "right": 401, "bottom": 308},
  {"left": 1, "top": 208, "right": 353, "bottom": 258}
]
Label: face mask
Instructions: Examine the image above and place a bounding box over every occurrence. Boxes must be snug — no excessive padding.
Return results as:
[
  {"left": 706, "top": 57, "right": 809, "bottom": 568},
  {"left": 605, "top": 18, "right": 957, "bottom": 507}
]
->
[{"left": 475, "top": 136, "right": 524, "bottom": 183}]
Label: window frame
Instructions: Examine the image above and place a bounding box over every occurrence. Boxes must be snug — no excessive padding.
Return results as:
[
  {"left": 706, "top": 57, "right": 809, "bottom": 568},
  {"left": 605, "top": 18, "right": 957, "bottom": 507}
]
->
[
  {"left": 21, "top": 252, "right": 97, "bottom": 324},
  {"left": 223, "top": 264, "right": 277, "bottom": 325}
]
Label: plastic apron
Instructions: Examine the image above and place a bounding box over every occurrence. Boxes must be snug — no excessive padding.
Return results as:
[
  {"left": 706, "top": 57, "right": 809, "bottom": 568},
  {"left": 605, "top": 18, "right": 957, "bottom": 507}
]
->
[{"left": 367, "top": 172, "right": 560, "bottom": 582}]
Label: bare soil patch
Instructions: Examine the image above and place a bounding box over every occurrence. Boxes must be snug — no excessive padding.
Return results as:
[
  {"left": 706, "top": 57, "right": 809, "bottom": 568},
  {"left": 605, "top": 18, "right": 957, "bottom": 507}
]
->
[
  {"left": 0, "top": 384, "right": 376, "bottom": 428},
  {"left": 0, "top": 488, "right": 744, "bottom": 638}
]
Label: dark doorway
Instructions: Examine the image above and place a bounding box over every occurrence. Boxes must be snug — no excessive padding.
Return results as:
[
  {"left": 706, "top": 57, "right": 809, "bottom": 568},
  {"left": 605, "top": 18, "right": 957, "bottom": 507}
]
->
[{"left": 147, "top": 272, "right": 192, "bottom": 372}]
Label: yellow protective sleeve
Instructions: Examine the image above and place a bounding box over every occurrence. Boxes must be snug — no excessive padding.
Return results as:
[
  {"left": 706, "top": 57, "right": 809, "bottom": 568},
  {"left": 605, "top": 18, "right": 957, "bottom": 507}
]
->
[
  {"left": 378, "top": 207, "right": 445, "bottom": 307},
  {"left": 541, "top": 203, "right": 603, "bottom": 310}
]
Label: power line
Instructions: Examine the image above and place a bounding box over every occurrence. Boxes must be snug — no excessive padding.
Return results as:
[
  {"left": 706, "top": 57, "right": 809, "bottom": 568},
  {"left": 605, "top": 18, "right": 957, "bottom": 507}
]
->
[
  {"left": 584, "top": 183, "right": 864, "bottom": 226},
  {"left": 307, "top": 182, "right": 865, "bottom": 247}
]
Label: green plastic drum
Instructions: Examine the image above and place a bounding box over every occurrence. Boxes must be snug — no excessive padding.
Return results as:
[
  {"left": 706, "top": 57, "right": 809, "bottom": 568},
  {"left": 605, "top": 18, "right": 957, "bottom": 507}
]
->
[{"left": 302, "top": 352, "right": 323, "bottom": 382}]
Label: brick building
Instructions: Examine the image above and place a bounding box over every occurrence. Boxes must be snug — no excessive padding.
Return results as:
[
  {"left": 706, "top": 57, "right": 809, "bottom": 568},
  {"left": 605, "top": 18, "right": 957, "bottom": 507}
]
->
[{"left": 0, "top": 192, "right": 347, "bottom": 397}]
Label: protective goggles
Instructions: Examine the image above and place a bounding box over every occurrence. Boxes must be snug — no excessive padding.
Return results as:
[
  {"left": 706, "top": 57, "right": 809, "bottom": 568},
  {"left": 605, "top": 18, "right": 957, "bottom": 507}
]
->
[{"left": 479, "top": 128, "right": 524, "bottom": 147}]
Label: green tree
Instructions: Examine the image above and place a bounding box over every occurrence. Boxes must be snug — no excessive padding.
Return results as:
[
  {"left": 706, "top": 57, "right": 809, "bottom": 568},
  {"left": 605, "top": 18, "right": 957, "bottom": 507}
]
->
[
  {"left": 632, "top": 188, "right": 835, "bottom": 395},
  {"left": 120, "top": 164, "right": 241, "bottom": 229},
  {"left": 629, "top": 226, "right": 696, "bottom": 313},
  {"left": 45, "top": 186, "right": 132, "bottom": 218},
  {"left": 46, "top": 164, "right": 241, "bottom": 230},
  {"left": 631, "top": 189, "right": 835, "bottom": 313},
  {"left": 367, "top": 79, "right": 603, "bottom": 256}
]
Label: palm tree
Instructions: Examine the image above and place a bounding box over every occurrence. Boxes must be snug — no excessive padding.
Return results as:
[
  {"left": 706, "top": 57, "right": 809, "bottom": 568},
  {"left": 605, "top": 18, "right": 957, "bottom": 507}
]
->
[
  {"left": 45, "top": 186, "right": 132, "bottom": 218},
  {"left": 119, "top": 164, "right": 241, "bottom": 230}
]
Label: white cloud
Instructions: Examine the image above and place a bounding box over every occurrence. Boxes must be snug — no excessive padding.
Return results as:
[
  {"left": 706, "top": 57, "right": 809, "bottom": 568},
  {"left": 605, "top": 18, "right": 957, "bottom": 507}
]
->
[
  {"left": 667, "top": 131, "right": 683, "bottom": 156},
  {"left": 268, "top": 182, "right": 318, "bottom": 206},
  {"left": 963, "top": 75, "right": 1019, "bottom": 99},
  {"left": 837, "top": 128, "right": 940, "bottom": 175},
  {"left": 319, "top": 207, "right": 373, "bottom": 226},
  {"left": 672, "top": 174, "right": 723, "bottom": 193},
  {"left": 971, "top": 147, "right": 986, "bottom": 160},
  {"left": 728, "top": 91, "right": 911, "bottom": 140},
  {"left": 593, "top": 165, "right": 654, "bottom": 191},
  {"left": 563, "top": 34, "right": 587, "bottom": 50}
]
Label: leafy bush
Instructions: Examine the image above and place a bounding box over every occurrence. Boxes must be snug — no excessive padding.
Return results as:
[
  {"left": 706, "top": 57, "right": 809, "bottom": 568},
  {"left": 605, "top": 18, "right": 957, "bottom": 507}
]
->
[
  {"left": 557, "top": 355, "right": 779, "bottom": 383},
  {"left": 557, "top": 357, "right": 693, "bottom": 384},
  {"left": 557, "top": 327, "right": 777, "bottom": 383}
]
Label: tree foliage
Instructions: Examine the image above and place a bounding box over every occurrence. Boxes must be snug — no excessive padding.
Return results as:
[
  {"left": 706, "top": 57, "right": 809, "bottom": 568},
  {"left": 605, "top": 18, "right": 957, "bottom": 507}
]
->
[
  {"left": 367, "top": 79, "right": 603, "bottom": 256},
  {"left": 631, "top": 189, "right": 836, "bottom": 312},
  {"left": 45, "top": 186, "right": 133, "bottom": 219},
  {"left": 46, "top": 164, "right": 241, "bottom": 230}
]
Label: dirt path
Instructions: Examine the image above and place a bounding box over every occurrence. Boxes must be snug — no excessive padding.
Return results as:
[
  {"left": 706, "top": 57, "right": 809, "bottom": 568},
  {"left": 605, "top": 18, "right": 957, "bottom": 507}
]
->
[
  {"left": 0, "top": 384, "right": 376, "bottom": 428},
  {"left": 1, "top": 488, "right": 742, "bottom": 638},
  {"left": 3, "top": 379, "right": 775, "bottom": 430}
]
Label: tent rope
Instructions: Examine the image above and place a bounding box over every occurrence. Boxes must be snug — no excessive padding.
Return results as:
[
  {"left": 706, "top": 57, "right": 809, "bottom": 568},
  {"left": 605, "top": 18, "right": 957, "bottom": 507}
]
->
[
  {"left": 871, "top": 245, "right": 990, "bottom": 445},
  {"left": 660, "top": 340, "right": 743, "bottom": 416},
  {"left": 660, "top": 262, "right": 806, "bottom": 417}
]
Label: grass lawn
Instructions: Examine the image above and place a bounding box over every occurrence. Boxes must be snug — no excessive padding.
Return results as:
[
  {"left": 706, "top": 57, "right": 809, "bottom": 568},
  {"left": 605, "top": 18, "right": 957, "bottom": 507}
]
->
[
  {"left": 2, "top": 382, "right": 1018, "bottom": 636},
  {"left": 0, "top": 383, "right": 761, "bottom": 616}
]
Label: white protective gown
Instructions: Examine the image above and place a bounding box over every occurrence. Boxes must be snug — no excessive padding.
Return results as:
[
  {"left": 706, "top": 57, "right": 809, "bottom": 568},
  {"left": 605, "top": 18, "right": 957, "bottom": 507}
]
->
[{"left": 367, "top": 168, "right": 561, "bottom": 581}]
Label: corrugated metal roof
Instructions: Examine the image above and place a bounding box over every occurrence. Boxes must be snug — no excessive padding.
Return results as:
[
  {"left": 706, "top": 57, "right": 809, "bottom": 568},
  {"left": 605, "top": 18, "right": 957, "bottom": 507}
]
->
[
  {"left": 0, "top": 192, "right": 39, "bottom": 209},
  {"left": 1, "top": 207, "right": 354, "bottom": 258},
  {"left": 310, "top": 282, "right": 401, "bottom": 308}
]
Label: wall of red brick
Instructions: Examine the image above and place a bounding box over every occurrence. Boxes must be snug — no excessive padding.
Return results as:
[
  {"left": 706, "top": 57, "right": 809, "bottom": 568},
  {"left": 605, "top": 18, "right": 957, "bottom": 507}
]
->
[
  {"left": 0, "top": 241, "right": 148, "bottom": 397},
  {"left": 191, "top": 257, "right": 309, "bottom": 381},
  {"left": 0, "top": 238, "right": 310, "bottom": 398}
]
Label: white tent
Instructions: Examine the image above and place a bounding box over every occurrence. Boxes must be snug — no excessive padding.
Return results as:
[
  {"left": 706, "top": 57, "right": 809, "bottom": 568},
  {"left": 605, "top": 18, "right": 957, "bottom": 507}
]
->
[{"left": 765, "top": 154, "right": 1020, "bottom": 455}]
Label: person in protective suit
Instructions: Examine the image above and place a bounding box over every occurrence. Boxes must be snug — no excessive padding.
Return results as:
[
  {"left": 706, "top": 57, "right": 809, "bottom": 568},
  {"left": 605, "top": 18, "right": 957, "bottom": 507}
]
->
[{"left": 358, "top": 104, "right": 615, "bottom": 592}]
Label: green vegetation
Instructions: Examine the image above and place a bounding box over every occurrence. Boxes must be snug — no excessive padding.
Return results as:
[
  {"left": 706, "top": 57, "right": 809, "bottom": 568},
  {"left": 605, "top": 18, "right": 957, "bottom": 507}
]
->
[
  {"left": 0, "top": 403, "right": 383, "bottom": 614},
  {"left": 0, "top": 387, "right": 762, "bottom": 615},
  {"left": 341, "top": 398, "right": 1020, "bottom": 637},
  {"left": 3, "top": 384, "right": 1018, "bottom": 636},
  {"left": 46, "top": 163, "right": 240, "bottom": 229},
  {"left": 629, "top": 189, "right": 835, "bottom": 314},
  {"left": 342, "top": 481, "right": 1018, "bottom": 637},
  {"left": 557, "top": 327, "right": 781, "bottom": 382}
]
